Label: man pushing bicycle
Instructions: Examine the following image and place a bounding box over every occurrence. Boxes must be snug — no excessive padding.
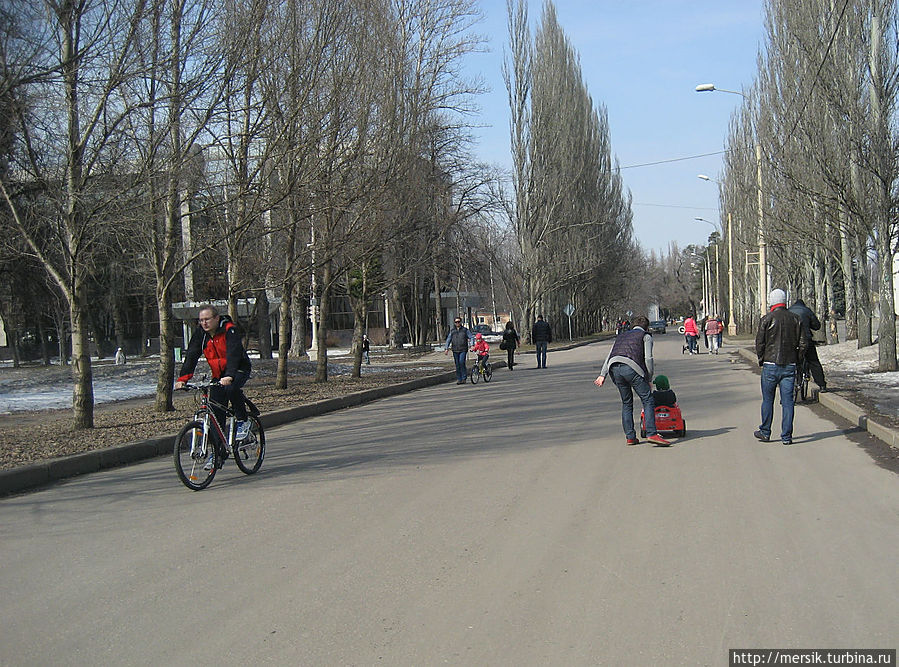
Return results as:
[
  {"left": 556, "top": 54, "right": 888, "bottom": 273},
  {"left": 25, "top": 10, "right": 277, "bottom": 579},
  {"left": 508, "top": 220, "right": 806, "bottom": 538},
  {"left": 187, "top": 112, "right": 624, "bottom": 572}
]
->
[{"left": 175, "top": 305, "right": 252, "bottom": 445}]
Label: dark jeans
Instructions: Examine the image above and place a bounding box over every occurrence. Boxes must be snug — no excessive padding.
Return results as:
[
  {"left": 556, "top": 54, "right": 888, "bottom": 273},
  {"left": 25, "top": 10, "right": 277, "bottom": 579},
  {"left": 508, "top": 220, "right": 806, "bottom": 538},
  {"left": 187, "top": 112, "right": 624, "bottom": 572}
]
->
[
  {"left": 759, "top": 363, "right": 796, "bottom": 442},
  {"left": 609, "top": 364, "right": 657, "bottom": 439},
  {"left": 209, "top": 371, "right": 249, "bottom": 438},
  {"left": 452, "top": 350, "right": 468, "bottom": 382},
  {"left": 506, "top": 347, "right": 515, "bottom": 368},
  {"left": 685, "top": 334, "right": 698, "bottom": 353},
  {"left": 535, "top": 341, "right": 548, "bottom": 367}
]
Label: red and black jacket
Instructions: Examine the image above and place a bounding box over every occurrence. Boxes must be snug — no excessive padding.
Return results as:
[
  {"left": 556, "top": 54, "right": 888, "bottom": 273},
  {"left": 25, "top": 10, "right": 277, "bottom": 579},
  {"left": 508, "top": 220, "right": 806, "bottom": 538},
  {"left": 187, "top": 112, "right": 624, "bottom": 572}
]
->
[{"left": 177, "top": 315, "right": 251, "bottom": 382}]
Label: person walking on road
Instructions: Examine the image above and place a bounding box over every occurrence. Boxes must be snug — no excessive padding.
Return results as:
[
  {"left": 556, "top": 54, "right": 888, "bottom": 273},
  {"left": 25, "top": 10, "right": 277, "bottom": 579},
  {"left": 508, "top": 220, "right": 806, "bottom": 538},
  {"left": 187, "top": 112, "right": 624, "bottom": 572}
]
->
[
  {"left": 788, "top": 298, "right": 827, "bottom": 392},
  {"left": 705, "top": 315, "right": 722, "bottom": 354},
  {"left": 683, "top": 316, "right": 699, "bottom": 354},
  {"left": 532, "top": 314, "right": 552, "bottom": 368},
  {"left": 444, "top": 317, "right": 474, "bottom": 385},
  {"left": 361, "top": 334, "right": 371, "bottom": 365},
  {"left": 594, "top": 315, "right": 670, "bottom": 446},
  {"left": 501, "top": 320, "right": 520, "bottom": 370},
  {"left": 755, "top": 288, "right": 806, "bottom": 445}
]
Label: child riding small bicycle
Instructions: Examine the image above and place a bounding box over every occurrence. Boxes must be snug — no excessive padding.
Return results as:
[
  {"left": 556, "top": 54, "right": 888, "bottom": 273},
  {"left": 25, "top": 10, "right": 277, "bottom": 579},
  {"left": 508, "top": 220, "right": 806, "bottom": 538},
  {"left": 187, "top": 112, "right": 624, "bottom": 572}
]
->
[{"left": 471, "top": 333, "right": 490, "bottom": 371}]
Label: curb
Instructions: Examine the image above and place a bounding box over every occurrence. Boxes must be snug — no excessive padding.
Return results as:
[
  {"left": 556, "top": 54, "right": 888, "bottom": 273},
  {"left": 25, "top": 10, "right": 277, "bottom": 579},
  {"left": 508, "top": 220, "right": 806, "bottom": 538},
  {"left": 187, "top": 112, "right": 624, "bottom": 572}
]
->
[
  {"left": 0, "top": 369, "right": 460, "bottom": 497},
  {"left": 0, "top": 338, "right": 608, "bottom": 498},
  {"left": 735, "top": 347, "right": 898, "bottom": 448}
]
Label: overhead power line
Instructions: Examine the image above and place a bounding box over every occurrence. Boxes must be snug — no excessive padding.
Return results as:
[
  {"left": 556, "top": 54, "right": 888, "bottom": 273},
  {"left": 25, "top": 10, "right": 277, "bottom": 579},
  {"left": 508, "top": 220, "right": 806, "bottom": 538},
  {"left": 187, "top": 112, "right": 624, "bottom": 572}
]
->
[{"left": 620, "top": 150, "right": 727, "bottom": 170}]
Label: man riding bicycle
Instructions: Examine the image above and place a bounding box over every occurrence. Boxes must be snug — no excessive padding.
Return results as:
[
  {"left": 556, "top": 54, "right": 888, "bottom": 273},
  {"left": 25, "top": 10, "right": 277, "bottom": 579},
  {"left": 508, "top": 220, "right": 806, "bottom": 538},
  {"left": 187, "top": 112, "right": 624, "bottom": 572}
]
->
[{"left": 175, "top": 305, "right": 252, "bottom": 466}]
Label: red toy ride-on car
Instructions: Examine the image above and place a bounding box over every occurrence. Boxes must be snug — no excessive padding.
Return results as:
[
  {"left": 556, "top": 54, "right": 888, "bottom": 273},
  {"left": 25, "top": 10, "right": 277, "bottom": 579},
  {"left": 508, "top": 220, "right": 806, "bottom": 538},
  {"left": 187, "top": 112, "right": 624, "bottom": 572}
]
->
[{"left": 640, "top": 403, "right": 686, "bottom": 438}]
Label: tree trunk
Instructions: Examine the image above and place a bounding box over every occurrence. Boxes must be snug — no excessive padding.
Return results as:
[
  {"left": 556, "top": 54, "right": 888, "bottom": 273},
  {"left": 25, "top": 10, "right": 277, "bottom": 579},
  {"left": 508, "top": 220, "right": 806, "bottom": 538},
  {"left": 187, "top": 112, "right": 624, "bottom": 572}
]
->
[
  {"left": 314, "top": 259, "right": 332, "bottom": 382},
  {"left": 824, "top": 252, "right": 839, "bottom": 344},
  {"left": 351, "top": 299, "right": 366, "bottom": 378},
  {"left": 276, "top": 276, "right": 293, "bottom": 390},
  {"left": 387, "top": 282, "right": 403, "bottom": 349},
  {"left": 257, "top": 288, "right": 272, "bottom": 359},
  {"left": 40, "top": 328, "right": 51, "bottom": 365},
  {"left": 868, "top": 4, "right": 897, "bottom": 371},
  {"left": 289, "top": 282, "right": 307, "bottom": 358},
  {"left": 839, "top": 213, "right": 857, "bottom": 341},
  {"left": 155, "top": 291, "right": 175, "bottom": 412},
  {"left": 70, "top": 293, "right": 94, "bottom": 429},
  {"left": 433, "top": 267, "right": 444, "bottom": 343},
  {"left": 854, "top": 231, "right": 873, "bottom": 348}
]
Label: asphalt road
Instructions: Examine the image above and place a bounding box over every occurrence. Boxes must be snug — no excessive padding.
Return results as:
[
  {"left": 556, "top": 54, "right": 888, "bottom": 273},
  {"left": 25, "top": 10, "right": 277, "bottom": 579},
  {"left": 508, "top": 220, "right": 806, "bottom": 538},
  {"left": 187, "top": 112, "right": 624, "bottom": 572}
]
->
[{"left": 1, "top": 337, "right": 897, "bottom": 666}]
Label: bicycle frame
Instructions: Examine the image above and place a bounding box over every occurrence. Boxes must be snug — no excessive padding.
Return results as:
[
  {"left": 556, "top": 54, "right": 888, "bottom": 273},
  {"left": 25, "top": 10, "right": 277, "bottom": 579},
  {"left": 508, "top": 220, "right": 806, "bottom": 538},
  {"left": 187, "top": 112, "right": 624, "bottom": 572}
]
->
[{"left": 189, "top": 385, "right": 235, "bottom": 458}]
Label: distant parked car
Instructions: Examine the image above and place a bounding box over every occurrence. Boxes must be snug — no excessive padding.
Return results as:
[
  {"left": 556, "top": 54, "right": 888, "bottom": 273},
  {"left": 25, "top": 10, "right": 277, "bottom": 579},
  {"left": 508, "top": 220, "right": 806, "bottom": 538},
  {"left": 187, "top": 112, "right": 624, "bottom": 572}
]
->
[
  {"left": 648, "top": 320, "right": 667, "bottom": 334},
  {"left": 473, "top": 324, "right": 502, "bottom": 343}
]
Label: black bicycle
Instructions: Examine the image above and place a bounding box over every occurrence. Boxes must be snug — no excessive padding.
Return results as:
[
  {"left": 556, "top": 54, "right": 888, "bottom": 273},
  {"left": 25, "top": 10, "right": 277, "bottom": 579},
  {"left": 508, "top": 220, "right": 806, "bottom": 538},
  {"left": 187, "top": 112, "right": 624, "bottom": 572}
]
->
[
  {"left": 794, "top": 357, "right": 811, "bottom": 403},
  {"left": 174, "top": 380, "right": 265, "bottom": 490}
]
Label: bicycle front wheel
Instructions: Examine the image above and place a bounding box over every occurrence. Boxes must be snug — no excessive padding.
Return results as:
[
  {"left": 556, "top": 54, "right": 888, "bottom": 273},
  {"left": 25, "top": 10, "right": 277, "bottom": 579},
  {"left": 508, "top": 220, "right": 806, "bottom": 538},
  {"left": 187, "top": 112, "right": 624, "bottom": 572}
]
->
[
  {"left": 469, "top": 364, "right": 480, "bottom": 384},
  {"left": 800, "top": 374, "right": 810, "bottom": 401},
  {"left": 483, "top": 363, "right": 492, "bottom": 382},
  {"left": 174, "top": 420, "right": 217, "bottom": 490},
  {"left": 233, "top": 415, "right": 265, "bottom": 475}
]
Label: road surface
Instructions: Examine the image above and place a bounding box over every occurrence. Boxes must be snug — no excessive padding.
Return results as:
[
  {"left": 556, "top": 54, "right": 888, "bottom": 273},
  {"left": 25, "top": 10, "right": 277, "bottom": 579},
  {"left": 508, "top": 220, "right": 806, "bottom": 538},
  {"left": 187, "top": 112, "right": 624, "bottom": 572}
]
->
[{"left": 1, "top": 337, "right": 897, "bottom": 665}]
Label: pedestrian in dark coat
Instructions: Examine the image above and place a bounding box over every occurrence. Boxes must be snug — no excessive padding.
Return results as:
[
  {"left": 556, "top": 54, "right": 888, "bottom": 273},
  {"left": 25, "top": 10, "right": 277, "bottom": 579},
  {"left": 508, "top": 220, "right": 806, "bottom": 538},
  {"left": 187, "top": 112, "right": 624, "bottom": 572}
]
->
[
  {"left": 502, "top": 321, "right": 521, "bottom": 370},
  {"left": 788, "top": 299, "right": 827, "bottom": 392},
  {"left": 532, "top": 315, "right": 552, "bottom": 369}
]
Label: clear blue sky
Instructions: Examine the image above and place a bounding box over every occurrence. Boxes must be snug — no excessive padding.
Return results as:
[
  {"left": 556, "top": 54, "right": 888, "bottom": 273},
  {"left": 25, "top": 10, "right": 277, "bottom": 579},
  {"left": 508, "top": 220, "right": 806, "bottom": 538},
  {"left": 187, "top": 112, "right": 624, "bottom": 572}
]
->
[{"left": 464, "top": 0, "right": 765, "bottom": 254}]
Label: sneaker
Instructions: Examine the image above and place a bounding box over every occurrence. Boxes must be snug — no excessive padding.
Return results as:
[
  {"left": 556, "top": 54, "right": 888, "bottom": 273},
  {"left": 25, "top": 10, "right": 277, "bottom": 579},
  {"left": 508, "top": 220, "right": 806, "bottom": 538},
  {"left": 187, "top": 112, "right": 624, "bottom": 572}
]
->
[
  {"left": 626, "top": 438, "right": 639, "bottom": 445},
  {"left": 234, "top": 420, "right": 252, "bottom": 441},
  {"left": 753, "top": 430, "right": 770, "bottom": 442},
  {"left": 203, "top": 454, "right": 215, "bottom": 470},
  {"left": 646, "top": 433, "right": 671, "bottom": 446},
  {"left": 782, "top": 439, "right": 793, "bottom": 445}
]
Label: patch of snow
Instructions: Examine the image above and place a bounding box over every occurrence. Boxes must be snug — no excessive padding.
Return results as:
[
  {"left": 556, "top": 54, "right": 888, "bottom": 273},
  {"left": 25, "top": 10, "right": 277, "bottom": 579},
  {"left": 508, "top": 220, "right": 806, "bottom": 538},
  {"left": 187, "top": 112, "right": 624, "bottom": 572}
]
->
[{"left": 0, "top": 381, "right": 158, "bottom": 413}]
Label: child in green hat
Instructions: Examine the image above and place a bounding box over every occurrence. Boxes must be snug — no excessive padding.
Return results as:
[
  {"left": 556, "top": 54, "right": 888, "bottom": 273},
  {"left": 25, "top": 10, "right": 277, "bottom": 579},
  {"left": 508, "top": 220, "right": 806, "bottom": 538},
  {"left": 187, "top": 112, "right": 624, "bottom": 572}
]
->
[{"left": 652, "top": 374, "right": 677, "bottom": 408}]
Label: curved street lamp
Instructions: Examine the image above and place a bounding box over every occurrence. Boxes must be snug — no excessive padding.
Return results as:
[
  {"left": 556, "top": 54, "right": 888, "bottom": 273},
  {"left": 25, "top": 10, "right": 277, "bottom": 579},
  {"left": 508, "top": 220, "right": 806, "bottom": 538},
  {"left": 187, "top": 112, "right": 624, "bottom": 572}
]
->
[{"left": 695, "top": 83, "right": 768, "bottom": 318}]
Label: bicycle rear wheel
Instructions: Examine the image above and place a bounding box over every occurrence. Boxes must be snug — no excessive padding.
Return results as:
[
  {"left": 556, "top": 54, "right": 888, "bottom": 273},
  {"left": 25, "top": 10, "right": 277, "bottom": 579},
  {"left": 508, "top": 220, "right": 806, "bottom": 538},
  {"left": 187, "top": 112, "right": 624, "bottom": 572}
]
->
[
  {"left": 233, "top": 415, "right": 265, "bottom": 474},
  {"left": 483, "top": 363, "right": 492, "bottom": 382},
  {"left": 469, "top": 364, "right": 480, "bottom": 384},
  {"left": 174, "top": 420, "right": 217, "bottom": 490}
]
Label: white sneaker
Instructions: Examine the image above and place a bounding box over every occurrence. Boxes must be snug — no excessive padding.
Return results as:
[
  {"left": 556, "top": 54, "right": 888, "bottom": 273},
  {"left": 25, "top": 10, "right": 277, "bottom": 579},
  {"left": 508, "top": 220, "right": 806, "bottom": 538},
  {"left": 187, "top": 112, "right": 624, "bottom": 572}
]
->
[
  {"left": 203, "top": 454, "right": 215, "bottom": 470},
  {"left": 234, "top": 420, "right": 252, "bottom": 441}
]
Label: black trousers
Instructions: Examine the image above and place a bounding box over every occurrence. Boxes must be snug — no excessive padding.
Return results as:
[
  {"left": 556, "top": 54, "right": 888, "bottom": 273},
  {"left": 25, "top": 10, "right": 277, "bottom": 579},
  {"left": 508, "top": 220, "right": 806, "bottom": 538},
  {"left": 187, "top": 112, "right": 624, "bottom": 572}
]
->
[
  {"left": 806, "top": 343, "right": 826, "bottom": 388},
  {"left": 209, "top": 371, "right": 249, "bottom": 437}
]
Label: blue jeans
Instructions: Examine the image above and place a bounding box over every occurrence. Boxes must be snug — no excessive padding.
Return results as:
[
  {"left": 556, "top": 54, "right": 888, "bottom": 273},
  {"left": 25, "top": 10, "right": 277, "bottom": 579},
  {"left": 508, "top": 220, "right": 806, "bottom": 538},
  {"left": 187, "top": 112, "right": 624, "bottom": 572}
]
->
[
  {"left": 685, "top": 334, "right": 698, "bottom": 353},
  {"left": 759, "top": 363, "right": 796, "bottom": 441},
  {"left": 452, "top": 350, "right": 468, "bottom": 382},
  {"left": 535, "top": 341, "right": 548, "bottom": 367},
  {"left": 609, "top": 364, "right": 656, "bottom": 439}
]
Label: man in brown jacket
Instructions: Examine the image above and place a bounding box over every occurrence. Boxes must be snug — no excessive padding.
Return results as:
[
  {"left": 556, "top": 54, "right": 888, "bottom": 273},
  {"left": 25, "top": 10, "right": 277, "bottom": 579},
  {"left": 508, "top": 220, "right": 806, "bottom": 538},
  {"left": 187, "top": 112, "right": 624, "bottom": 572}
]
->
[{"left": 755, "top": 288, "right": 806, "bottom": 445}]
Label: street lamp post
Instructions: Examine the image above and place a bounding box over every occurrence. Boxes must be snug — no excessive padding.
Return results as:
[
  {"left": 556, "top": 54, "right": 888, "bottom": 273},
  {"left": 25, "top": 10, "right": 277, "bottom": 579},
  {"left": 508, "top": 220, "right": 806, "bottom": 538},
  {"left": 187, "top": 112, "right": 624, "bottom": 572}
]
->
[
  {"left": 696, "top": 177, "right": 737, "bottom": 335},
  {"left": 694, "top": 216, "right": 721, "bottom": 317},
  {"left": 696, "top": 83, "right": 768, "bottom": 317}
]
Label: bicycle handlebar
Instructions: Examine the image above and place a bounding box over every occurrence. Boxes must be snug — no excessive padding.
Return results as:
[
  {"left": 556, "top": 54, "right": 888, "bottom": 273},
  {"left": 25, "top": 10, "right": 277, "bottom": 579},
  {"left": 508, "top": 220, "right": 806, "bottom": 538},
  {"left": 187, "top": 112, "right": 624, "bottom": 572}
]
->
[{"left": 177, "top": 379, "right": 221, "bottom": 391}]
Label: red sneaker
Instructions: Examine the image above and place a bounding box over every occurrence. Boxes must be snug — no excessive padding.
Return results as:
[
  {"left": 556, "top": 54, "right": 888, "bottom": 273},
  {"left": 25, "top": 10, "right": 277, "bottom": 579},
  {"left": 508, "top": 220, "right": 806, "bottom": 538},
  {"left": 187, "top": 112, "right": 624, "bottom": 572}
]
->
[
  {"left": 626, "top": 438, "right": 639, "bottom": 445},
  {"left": 646, "top": 433, "right": 671, "bottom": 446}
]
